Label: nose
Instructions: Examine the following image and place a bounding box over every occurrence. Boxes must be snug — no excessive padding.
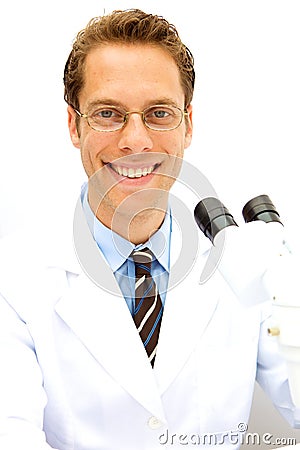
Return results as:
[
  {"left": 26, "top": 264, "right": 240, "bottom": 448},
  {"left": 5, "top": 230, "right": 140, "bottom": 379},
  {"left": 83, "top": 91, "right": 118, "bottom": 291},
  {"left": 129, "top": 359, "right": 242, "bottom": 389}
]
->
[{"left": 117, "top": 112, "right": 153, "bottom": 154}]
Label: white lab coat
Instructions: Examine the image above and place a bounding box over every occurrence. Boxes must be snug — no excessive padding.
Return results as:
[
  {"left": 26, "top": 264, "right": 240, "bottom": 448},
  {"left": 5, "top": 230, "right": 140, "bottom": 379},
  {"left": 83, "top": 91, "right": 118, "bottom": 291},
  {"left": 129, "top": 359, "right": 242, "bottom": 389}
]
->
[{"left": 0, "top": 201, "right": 298, "bottom": 450}]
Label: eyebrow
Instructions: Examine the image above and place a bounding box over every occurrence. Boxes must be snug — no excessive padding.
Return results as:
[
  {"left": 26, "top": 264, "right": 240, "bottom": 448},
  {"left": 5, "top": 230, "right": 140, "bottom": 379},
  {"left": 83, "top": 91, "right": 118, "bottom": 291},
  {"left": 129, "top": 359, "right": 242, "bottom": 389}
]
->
[
  {"left": 84, "top": 97, "right": 181, "bottom": 111},
  {"left": 85, "top": 99, "right": 125, "bottom": 111}
]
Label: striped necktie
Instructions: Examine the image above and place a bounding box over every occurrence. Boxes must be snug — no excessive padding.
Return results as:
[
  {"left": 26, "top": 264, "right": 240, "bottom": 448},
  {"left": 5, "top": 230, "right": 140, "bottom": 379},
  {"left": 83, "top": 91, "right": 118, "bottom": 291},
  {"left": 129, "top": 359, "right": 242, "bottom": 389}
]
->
[{"left": 132, "top": 248, "right": 163, "bottom": 367}]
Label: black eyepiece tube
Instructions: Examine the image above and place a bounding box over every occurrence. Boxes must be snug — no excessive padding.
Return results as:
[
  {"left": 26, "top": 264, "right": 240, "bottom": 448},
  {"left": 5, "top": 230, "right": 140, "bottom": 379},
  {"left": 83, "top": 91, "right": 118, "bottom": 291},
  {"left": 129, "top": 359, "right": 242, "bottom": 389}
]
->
[
  {"left": 194, "top": 197, "right": 238, "bottom": 243},
  {"left": 242, "top": 194, "right": 282, "bottom": 225}
]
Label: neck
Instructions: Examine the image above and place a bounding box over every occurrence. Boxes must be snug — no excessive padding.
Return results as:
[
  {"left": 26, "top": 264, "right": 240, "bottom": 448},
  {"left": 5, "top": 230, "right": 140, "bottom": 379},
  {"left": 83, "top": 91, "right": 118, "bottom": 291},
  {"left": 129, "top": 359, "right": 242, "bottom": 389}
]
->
[
  {"left": 88, "top": 188, "right": 169, "bottom": 245},
  {"left": 118, "top": 208, "right": 167, "bottom": 244}
]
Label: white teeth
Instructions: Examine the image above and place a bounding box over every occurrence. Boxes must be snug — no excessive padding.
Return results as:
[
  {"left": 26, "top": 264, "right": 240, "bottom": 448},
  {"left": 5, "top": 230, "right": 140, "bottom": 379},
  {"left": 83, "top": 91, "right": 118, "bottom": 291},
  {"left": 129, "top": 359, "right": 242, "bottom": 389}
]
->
[
  {"left": 128, "top": 168, "right": 135, "bottom": 178},
  {"left": 111, "top": 164, "right": 156, "bottom": 178}
]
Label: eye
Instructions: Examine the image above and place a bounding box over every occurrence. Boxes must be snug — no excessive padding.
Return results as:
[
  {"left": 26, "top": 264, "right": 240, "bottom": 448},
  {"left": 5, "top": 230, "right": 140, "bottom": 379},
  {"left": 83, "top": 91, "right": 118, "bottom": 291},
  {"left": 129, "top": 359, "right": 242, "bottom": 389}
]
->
[
  {"left": 147, "top": 107, "right": 172, "bottom": 119},
  {"left": 98, "top": 109, "right": 114, "bottom": 118},
  {"left": 145, "top": 106, "right": 176, "bottom": 125},
  {"left": 91, "top": 107, "right": 124, "bottom": 121},
  {"left": 92, "top": 108, "right": 122, "bottom": 119},
  {"left": 153, "top": 109, "right": 170, "bottom": 118}
]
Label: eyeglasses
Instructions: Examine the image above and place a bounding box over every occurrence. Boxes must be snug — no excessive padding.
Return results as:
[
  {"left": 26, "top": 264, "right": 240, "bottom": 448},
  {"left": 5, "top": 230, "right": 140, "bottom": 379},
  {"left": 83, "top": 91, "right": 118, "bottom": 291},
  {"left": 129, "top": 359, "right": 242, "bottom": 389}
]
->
[{"left": 73, "top": 104, "right": 188, "bottom": 132}]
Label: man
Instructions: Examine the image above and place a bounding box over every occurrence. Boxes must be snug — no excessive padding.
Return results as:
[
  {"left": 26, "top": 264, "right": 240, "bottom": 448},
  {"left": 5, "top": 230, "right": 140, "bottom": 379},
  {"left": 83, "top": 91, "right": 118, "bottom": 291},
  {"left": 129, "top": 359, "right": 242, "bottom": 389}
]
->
[{"left": 0, "top": 9, "right": 299, "bottom": 450}]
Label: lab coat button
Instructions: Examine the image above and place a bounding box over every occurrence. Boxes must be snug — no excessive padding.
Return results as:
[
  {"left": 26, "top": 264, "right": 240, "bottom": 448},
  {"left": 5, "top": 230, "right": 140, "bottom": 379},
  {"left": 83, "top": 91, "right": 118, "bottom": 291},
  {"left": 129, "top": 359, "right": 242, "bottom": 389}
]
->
[{"left": 148, "top": 416, "right": 163, "bottom": 429}]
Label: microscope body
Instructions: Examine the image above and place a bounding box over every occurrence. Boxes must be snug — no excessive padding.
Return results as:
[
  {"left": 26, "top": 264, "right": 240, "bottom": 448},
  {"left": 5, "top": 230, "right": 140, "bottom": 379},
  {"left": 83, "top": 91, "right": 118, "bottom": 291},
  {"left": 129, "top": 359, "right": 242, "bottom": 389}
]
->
[
  {"left": 262, "top": 230, "right": 300, "bottom": 408},
  {"left": 194, "top": 195, "right": 300, "bottom": 408}
]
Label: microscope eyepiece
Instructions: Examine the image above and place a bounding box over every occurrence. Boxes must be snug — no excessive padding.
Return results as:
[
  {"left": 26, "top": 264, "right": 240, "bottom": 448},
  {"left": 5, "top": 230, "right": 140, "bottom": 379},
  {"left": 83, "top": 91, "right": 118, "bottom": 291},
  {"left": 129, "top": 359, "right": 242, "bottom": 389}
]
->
[
  {"left": 194, "top": 197, "right": 238, "bottom": 242},
  {"left": 242, "top": 194, "right": 282, "bottom": 224}
]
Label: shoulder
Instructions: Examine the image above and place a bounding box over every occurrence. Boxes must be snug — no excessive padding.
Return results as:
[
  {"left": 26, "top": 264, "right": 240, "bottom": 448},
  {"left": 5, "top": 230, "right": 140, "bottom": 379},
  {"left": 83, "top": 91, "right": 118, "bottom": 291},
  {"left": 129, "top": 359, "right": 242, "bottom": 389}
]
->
[{"left": 0, "top": 223, "right": 80, "bottom": 316}]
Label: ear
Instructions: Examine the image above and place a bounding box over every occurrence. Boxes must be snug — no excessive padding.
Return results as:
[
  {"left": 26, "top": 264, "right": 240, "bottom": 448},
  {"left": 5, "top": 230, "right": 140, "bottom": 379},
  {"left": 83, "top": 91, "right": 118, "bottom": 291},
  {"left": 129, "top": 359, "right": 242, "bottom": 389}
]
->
[
  {"left": 67, "top": 105, "right": 81, "bottom": 148},
  {"left": 184, "top": 104, "right": 193, "bottom": 149}
]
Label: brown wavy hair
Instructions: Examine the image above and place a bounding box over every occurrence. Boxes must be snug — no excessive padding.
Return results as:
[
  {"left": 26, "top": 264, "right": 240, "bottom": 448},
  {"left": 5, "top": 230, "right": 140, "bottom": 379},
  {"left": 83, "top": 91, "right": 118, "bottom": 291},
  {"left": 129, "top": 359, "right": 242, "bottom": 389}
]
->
[{"left": 64, "top": 9, "right": 195, "bottom": 111}]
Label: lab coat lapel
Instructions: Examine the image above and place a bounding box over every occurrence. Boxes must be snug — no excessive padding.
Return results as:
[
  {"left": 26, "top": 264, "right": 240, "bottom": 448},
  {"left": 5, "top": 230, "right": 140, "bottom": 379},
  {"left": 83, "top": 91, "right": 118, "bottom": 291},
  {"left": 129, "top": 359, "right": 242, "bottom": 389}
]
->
[
  {"left": 154, "top": 218, "right": 219, "bottom": 394},
  {"left": 55, "top": 200, "right": 166, "bottom": 422},
  {"left": 55, "top": 272, "right": 166, "bottom": 421}
]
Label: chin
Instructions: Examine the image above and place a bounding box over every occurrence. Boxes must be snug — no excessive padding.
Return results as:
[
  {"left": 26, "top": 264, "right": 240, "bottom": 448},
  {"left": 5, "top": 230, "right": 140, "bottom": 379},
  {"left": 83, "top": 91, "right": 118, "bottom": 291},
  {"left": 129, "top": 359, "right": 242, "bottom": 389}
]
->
[{"left": 115, "top": 188, "right": 169, "bottom": 217}]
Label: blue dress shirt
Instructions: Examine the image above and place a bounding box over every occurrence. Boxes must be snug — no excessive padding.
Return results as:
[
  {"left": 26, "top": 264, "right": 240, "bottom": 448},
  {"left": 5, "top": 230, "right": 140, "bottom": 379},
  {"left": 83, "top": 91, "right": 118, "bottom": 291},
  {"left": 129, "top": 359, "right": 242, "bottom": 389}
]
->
[{"left": 81, "top": 183, "right": 171, "bottom": 314}]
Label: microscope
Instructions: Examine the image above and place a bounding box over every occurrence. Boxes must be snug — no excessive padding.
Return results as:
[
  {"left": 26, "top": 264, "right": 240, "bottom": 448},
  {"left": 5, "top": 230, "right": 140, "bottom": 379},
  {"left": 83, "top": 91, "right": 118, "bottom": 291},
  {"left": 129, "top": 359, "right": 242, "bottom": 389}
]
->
[{"left": 194, "top": 194, "right": 300, "bottom": 408}]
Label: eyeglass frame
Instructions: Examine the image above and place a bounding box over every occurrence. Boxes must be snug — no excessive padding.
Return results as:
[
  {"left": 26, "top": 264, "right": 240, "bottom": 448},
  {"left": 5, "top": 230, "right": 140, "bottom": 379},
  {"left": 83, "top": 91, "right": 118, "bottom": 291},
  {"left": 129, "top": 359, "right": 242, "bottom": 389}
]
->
[{"left": 72, "top": 103, "right": 189, "bottom": 133}]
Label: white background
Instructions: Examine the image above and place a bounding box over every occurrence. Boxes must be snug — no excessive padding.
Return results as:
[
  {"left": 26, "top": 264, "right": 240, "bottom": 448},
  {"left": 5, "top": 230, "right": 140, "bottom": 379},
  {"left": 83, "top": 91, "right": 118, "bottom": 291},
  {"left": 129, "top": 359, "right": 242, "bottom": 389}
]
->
[
  {"left": 0, "top": 1, "right": 300, "bottom": 446},
  {"left": 0, "top": 0, "right": 300, "bottom": 246}
]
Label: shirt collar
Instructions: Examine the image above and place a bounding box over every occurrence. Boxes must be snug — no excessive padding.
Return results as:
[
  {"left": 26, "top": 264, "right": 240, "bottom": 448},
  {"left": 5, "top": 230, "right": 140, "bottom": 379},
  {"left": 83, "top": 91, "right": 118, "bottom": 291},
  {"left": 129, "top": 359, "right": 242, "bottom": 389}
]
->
[{"left": 81, "top": 182, "right": 171, "bottom": 273}]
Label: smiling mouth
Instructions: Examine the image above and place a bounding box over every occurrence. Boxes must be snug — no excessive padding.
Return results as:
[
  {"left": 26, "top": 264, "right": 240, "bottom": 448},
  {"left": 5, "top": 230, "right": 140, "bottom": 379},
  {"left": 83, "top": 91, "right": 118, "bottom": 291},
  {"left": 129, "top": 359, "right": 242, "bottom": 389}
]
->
[{"left": 109, "top": 163, "right": 160, "bottom": 179}]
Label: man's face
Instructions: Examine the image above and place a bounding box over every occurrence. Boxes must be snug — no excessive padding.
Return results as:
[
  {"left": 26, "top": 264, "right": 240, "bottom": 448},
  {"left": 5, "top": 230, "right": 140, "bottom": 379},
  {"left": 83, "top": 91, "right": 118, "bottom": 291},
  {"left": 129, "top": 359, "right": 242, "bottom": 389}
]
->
[{"left": 68, "top": 43, "right": 193, "bottom": 221}]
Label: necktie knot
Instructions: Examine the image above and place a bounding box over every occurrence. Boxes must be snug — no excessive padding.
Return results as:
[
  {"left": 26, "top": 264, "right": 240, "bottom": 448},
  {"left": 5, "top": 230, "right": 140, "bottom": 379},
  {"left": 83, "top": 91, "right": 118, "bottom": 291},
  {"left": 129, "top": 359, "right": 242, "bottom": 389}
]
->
[{"left": 132, "top": 248, "right": 153, "bottom": 277}]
